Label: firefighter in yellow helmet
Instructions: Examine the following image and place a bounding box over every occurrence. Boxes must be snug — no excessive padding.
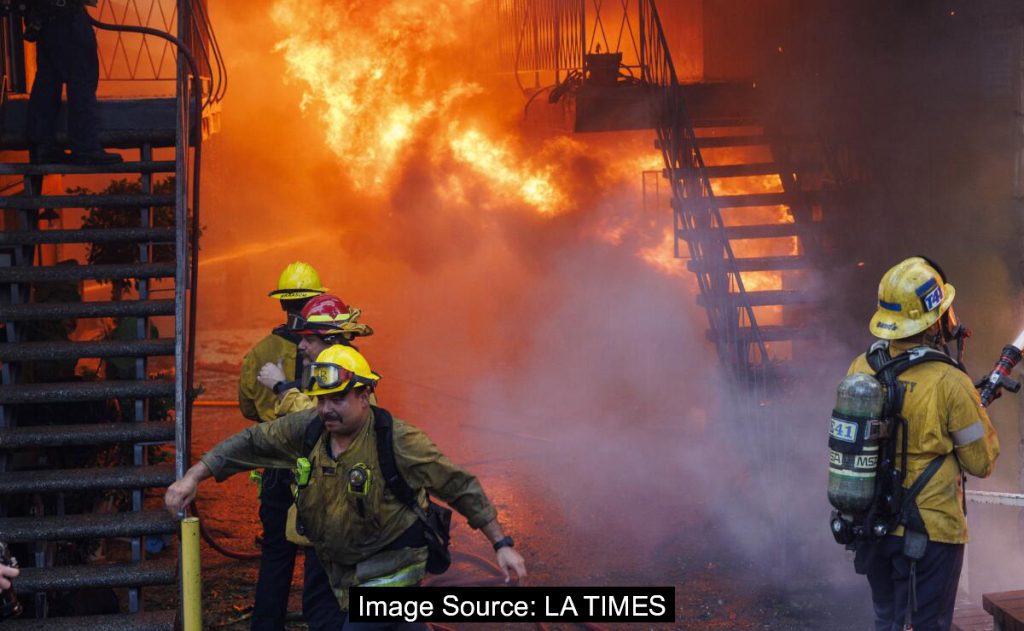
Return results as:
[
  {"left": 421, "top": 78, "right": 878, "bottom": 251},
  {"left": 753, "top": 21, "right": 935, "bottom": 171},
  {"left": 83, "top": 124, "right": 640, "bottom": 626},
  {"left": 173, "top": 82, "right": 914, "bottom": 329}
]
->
[
  {"left": 237, "top": 261, "right": 340, "bottom": 631},
  {"left": 847, "top": 256, "right": 998, "bottom": 631},
  {"left": 168, "top": 345, "right": 527, "bottom": 624}
]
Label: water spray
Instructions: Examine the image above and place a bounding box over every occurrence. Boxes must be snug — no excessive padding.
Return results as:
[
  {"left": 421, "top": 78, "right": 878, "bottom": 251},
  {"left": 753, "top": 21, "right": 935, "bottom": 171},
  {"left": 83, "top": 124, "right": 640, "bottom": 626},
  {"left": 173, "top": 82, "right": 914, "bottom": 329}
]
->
[{"left": 976, "top": 329, "right": 1024, "bottom": 407}]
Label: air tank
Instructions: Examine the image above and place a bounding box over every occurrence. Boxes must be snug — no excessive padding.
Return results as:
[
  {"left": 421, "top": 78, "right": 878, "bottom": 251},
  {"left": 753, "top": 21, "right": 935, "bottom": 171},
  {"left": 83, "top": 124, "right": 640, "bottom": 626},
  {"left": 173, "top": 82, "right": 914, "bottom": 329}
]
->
[{"left": 828, "top": 372, "right": 885, "bottom": 515}]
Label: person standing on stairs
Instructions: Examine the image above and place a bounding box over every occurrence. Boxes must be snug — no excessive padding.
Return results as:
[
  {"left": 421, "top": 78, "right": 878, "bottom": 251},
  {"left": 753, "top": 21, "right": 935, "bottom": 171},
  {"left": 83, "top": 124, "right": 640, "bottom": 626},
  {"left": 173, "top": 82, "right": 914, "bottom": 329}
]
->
[{"left": 24, "top": 0, "right": 123, "bottom": 165}]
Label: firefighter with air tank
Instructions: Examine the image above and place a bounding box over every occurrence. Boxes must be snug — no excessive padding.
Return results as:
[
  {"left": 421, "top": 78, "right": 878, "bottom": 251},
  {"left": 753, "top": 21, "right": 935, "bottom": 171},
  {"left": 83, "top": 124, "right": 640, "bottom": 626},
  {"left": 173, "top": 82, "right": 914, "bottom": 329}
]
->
[{"left": 828, "top": 256, "right": 1000, "bottom": 631}]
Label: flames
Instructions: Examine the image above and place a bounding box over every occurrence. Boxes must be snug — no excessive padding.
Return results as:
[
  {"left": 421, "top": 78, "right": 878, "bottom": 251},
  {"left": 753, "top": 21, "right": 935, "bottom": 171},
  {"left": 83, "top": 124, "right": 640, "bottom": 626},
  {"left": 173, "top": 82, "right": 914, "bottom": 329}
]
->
[
  {"left": 270, "top": 0, "right": 567, "bottom": 214},
  {"left": 267, "top": 1, "right": 795, "bottom": 290}
]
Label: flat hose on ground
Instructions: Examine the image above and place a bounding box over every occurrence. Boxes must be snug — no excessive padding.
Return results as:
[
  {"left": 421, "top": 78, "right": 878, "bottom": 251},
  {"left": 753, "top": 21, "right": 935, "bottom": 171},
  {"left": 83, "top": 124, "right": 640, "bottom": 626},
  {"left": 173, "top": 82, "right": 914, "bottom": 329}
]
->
[{"left": 189, "top": 500, "right": 261, "bottom": 560}]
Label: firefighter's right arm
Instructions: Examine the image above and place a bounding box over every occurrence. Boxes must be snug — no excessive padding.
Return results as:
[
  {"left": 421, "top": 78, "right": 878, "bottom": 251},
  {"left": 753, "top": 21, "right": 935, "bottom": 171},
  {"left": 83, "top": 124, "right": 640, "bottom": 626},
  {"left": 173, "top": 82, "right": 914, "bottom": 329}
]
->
[{"left": 944, "top": 371, "right": 1000, "bottom": 478}]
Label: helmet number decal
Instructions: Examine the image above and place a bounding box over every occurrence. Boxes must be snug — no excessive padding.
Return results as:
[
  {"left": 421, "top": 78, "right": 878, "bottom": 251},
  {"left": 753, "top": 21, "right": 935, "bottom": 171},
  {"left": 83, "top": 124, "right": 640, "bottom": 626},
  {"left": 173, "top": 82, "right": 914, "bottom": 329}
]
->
[{"left": 916, "top": 278, "right": 943, "bottom": 312}]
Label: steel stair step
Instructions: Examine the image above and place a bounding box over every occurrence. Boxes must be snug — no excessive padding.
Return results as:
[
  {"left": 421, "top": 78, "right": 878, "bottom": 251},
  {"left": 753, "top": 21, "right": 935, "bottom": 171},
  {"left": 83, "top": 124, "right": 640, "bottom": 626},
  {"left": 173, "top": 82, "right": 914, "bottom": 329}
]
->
[
  {"left": 712, "top": 191, "right": 824, "bottom": 208},
  {"left": 692, "top": 135, "right": 767, "bottom": 148},
  {"left": 0, "top": 380, "right": 174, "bottom": 405},
  {"left": 1, "top": 338, "right": 175, "bottom": 362},
  {"left": 677, "top": 223, "right": 811, "bottom": 241},
  {"left": 13, "top": 559, "right": 177, "bottom": 592},
  {"left": 701, "top": 162, "right": 777, "bottom": 178},
  {"left": 0, "top": 228, "right": 175, "bottom": 246},
  {"left": 0, "top": 194, "right": 175, "bottom": 210},
  {"left": 697, "top": 290, "right": 820, "bottom": 307},
  {"left": 0, "top": 464, "right": 176, "bottom": 494},
  {"left": 700, "top": 162, "right": 811, "bottom": 178},
  {"left": 0, "top": 299, "right": 175, "bottom": 321},
  {"left": 0, "top": 510, "right": 178, "bottom": 542},
  {"left": 0, "top": 262, "right": 175, "bottom": 284},
  {"left": 1, "top": 610, "right": 177, "bottom": 631},
  {"left": 687, "top": 256, "right": 810, "bottom": 273},
  {"left": 0, "top": 160, "right": 176, "bottom": 176},
  {"left": 671, "top": 191, "right": 826, "bottom": 211},
  {"left": 0, "top": 420, "right": 176, "bottom": 449}
]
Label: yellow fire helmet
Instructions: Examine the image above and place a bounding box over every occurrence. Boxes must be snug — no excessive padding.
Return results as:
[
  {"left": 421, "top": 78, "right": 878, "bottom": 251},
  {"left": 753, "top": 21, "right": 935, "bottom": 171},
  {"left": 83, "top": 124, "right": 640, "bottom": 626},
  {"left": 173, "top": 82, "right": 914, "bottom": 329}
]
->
[
  {"left": 869, "top": 257, "right": 955, "bottom": 340},
  {"left": 269, "top": 261, "right": 327, "bottom": 300},
  {"left": 302, "top": 345, "right": 381, "bottom": 397}
]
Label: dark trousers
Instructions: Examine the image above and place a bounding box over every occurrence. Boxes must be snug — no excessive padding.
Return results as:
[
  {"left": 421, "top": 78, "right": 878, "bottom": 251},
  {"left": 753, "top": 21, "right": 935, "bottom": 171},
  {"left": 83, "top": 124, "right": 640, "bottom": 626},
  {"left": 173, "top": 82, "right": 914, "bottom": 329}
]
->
[
  {"left": 28, "top": 7, "right": 102, "bottom": 154},
  {"left": 252, "top": 470, "right": 297, "bottom": 631},
  {"left": 304, "top": 546, "right": 345, "bottom": 631},
  {"left": 252, "top": 469, "right": 344, "bottom": 631},
  {"left": 863, "top": 535, "right": 965, "bottom": 631}
]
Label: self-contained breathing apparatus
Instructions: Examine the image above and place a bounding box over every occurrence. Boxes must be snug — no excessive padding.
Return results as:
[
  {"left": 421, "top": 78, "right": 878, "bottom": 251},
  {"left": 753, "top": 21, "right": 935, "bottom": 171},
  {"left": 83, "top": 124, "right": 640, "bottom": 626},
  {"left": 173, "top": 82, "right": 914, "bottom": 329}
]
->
[{"left": 828, "top": 341, "right": 963, "bottom": 550}]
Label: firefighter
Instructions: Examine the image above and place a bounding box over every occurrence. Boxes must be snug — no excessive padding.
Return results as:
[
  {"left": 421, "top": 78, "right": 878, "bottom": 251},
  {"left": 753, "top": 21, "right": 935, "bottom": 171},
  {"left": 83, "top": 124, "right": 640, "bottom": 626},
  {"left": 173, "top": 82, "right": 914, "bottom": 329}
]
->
[
  {"left": 849, "top": 257, "right": 999, "bottom": 631},
  {"left": 167, "top": 345, "right": 527, "bottom": 627},
  {"left": 238, "top": 261, "right": 338, "bottom": 631},
  {"left": 256, "top": 293, "right": 373, "bottom": 418}
]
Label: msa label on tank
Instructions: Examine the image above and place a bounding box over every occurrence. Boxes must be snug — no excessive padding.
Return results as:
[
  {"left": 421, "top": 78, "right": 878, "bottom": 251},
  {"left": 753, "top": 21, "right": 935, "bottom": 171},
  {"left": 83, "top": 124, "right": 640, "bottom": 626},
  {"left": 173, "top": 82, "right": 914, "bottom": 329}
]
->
[
  {"left": 853, "top": 454, "right": 877, "bottom": 470},
  {"left": 829, "top": 450, "right": 843, "bottom": 466},
  {"left": 830, "top": 418, "right": 858, "bottom": 443}
]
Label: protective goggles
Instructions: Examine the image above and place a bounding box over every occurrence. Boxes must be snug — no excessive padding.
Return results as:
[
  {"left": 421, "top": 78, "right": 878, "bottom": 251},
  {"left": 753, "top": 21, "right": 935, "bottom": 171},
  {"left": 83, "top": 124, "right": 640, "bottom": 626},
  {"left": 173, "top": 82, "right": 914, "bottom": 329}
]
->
[
  {"left": 288, "top": 313, "right": 348, "bottom": 335},
  {"left": 301, "top": 361, "right": 377, "bottom": 395}
]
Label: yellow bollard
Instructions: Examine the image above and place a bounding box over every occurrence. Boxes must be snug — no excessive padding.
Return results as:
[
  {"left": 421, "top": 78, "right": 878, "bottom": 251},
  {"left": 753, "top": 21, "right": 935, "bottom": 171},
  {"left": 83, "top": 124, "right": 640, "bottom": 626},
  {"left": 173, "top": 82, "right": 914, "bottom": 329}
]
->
[{"left": 180, "top": 517, "right": 203, "bottom": 631}]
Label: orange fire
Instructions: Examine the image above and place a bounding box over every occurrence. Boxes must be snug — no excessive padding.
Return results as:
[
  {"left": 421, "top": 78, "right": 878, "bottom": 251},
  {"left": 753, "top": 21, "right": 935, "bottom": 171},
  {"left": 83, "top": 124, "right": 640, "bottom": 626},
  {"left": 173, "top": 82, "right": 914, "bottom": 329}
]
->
[{"left": 270, "top": 0, "right": 569, "bottom": 214}]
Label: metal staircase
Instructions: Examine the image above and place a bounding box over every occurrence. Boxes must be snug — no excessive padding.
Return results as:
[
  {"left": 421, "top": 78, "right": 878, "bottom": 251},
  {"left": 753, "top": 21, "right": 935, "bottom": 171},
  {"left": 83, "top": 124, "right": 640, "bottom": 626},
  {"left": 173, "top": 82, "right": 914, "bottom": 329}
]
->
[
  {"left": 0, "top": 1, "right": 222, "bottom": 627},
  {"left": 496, "top": 0, "right": 849, "bottom": 387}
]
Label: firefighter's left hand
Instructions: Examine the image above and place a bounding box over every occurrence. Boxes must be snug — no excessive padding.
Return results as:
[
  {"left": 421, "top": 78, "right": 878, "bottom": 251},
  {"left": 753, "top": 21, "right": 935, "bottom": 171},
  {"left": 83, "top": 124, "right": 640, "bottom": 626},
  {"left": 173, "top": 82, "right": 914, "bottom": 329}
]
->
[
  {"left": 257, "top": 360, "right": 286, "bottom": 390},
  {"left": 496, "top": 547, "right": 527, "bottom": 584}
]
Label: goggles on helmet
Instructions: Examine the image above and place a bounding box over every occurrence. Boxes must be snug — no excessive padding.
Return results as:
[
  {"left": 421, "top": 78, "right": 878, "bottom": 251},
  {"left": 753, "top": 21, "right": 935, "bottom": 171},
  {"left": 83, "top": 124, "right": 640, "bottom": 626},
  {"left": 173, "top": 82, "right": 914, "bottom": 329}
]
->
[
  {"left": 301, "top": 361, "right": 377, "bottom": 395},
  {"left": 288, "top": 313, "right": 348, "bottom": 336}
]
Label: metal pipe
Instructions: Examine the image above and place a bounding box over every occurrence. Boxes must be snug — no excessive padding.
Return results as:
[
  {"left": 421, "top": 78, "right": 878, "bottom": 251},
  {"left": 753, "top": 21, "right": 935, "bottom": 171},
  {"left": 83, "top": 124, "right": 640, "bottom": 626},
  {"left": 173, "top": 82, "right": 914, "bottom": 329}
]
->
[
  {"left": 965, "top": 490, "right": 1024, "bottom": 507},
  {"left": 180, "top": 517, "right": 202, "bottom": 631}
]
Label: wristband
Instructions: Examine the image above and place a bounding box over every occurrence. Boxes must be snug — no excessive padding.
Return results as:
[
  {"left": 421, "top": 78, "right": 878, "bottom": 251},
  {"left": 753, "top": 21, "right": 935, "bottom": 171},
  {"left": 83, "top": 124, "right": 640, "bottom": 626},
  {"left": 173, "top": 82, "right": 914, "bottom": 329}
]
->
[
  {"left": 272, "top": 381, "right": 288, "bottom": 396},
  {"left": 493, "top": 536, "right": 514, "bottom": 551}
]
